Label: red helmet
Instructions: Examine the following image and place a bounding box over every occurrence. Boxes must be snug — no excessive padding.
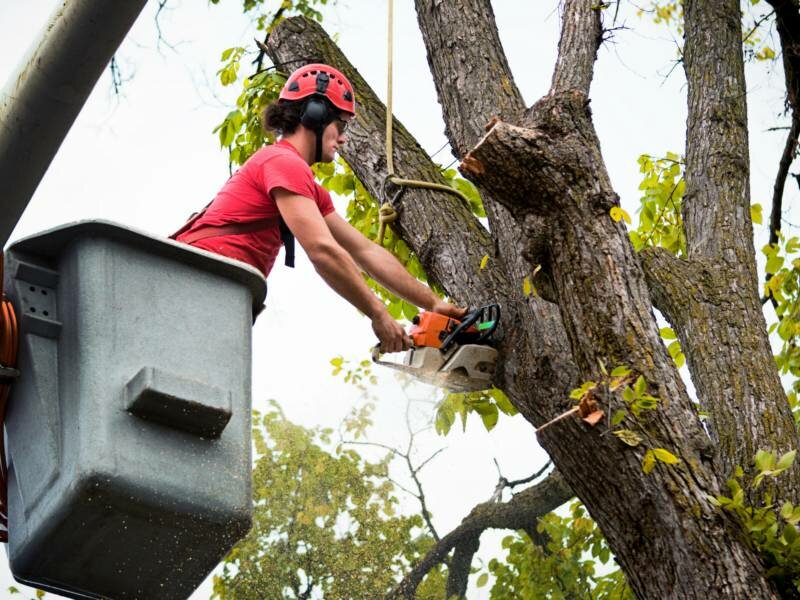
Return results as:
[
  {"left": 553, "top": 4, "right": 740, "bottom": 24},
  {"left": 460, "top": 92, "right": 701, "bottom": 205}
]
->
[{"left": 279, "top": 63, "right": 356, "bottom": 115}]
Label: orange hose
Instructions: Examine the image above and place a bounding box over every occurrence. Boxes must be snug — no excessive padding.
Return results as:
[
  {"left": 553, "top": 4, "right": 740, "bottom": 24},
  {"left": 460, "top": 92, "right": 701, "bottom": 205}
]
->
[{"left": 0, "top": 255, "right": 19, "bottom": 543}]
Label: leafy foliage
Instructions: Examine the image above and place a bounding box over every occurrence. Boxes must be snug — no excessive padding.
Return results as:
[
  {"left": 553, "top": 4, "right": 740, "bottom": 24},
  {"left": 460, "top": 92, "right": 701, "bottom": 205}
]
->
[
  {"left": 212, "top": 403, "right": 446, "bottom": 599},
  {"left": 709, "top": 450, "right": 800, "bottom": 596},
  {"left": 628, "top": 153, "right": 686, "bottom": 257},
  {"left": 636, "top": 0, "right": 778, "bottom": 64},
  {"left": 483, "top": 501, "right": 633, "bottom": 599},
  {"left": 210, "top": 0, "right": 329, "bottom": 32},
  {"left": 434, "top": 388, "right": 518, "bottom": 435},
  {"left": 765, "top": 233, "right": 800, "bottom": 401},
  {"left": 569, "top": 365, "right": 681, "bottom": 474},
  {"left": 659, "top": 326, "right": 685, "bottom": 368}
]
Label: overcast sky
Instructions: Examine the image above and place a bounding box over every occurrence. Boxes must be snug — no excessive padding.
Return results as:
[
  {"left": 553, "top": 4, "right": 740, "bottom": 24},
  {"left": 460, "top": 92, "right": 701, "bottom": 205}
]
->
[{"left": 0, "top": 1, "right": 790, "bottom": 598}]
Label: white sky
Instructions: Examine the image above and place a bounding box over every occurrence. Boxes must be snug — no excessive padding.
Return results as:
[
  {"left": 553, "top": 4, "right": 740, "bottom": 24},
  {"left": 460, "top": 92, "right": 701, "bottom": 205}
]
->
[{"left": 0, "top": 1, "right": 790, "bottom": 598}]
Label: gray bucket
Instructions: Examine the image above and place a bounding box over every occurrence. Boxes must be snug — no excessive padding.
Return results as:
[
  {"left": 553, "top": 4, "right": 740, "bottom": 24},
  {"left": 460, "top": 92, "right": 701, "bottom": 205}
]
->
[{"left": 3, "top": 220, "right": 266, "bottom": 599}]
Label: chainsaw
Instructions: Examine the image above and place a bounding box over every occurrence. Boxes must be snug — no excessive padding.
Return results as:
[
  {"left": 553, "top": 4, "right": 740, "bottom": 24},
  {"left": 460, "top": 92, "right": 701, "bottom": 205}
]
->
[{"left": 371, "top": 304, "right": 500, "bottom": 392}]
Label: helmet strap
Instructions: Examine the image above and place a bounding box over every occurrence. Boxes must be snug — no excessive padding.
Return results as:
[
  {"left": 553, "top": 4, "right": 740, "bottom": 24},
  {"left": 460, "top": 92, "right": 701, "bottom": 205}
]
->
[{"left": 314, "top": 126, "right": 324, "bottom": 163}]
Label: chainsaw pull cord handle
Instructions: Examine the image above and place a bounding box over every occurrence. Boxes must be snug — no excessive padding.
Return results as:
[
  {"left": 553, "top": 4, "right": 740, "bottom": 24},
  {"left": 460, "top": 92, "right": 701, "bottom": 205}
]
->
[{"left": 439, "top": 303, "right": 500, "bottom": 353}]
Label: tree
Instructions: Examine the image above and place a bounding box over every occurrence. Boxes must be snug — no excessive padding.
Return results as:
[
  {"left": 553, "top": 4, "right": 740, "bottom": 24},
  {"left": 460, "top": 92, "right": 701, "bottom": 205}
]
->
[
  {"left": 211, "top": 402, "right": 449, "bottom": 599},
  {"left": 213, "top": 0, "right": 800, "bottom": 597}
]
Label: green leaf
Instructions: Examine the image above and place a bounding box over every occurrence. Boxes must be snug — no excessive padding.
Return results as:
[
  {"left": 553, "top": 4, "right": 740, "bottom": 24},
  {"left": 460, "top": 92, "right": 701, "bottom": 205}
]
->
[
  {"left": 653, "top": 448, "right": 680, "bottom": 465},
  {"left": 613, "top": 429, "right": 643, "bottom": 447},
  {"left": 634, "top": 375, "right": 647, "bottom": 396},
  {"left": 783, "top": 524, "right": 798, "bottom": 545},
  {"left": 766, "top": 254, "right": 785, "bottom": 275},
  {"left": 479, "top": 403, "right": 499, "bottom": 431},
  {"left": 777, "top": 449, "right": 797, "bottom": 471},
  {"left": 610, "top": 206, "right": 632, "bottom": 224},
  {"left": 570, "top": 381, "right": 597, "bottom": 400},
  {"left": 659, "top": 327, "right": 677, "bottom": 340},
  {"left": 755, "top": 449, "right": 776, "bottom": 472},
  {"left": 435, "top": 405, "right": 455, "bottom": 436},
  {"left": 522, "top": 275, "right": 534, "bottom": 297},
  {"left": 610, "top": 365, "right": 631, "bottom": 377},
  {"left": 611, "top": 409, "right": 628, "bottom": 426},
  {"left": 492, "top": 389, "right": 518, "bottom": 416},
  {"left": 622, "top": 386, "right": 635, "bottom": 404},
  {"left": 642, "top": 449, "right": 656, "bottom": 474},
  {"left": 755, "top": 46, "right": 776, "bottom": 61},
  {"left": 476, "top": 572, "right": 489, "bottom": 588},
  {"left": 750, "top": 203, "right": 763, "bottom": 225}
]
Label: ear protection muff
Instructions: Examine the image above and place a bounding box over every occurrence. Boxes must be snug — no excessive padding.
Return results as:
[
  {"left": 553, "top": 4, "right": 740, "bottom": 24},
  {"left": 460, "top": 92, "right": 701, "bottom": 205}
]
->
[
  {"left": 300, "top": 97, "right": 331, "bottom": 131},
  {"left": 300, "top": 97, "right": 334, "bottom": 163}
]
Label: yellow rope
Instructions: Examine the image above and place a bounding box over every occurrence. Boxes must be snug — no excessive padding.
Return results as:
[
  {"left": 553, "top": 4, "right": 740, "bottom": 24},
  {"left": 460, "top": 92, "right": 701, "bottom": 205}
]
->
[
  {"left": 377, "top": 0, "right": 473, "bottom": 246},
  {"left": 386, "top": 0, "right": 395, "bottom": 177}
]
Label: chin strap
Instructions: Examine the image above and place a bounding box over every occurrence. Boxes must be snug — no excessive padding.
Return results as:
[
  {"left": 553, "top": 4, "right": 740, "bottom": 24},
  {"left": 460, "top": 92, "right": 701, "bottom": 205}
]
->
[{"left": 314, "top": 127, "right": 324, "bottom": 163}]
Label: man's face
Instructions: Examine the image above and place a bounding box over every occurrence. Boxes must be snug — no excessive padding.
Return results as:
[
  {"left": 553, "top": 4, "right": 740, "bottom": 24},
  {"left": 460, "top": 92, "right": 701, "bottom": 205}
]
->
[{"left": 320, "top": 113, "right": 352, "bottom": 163}]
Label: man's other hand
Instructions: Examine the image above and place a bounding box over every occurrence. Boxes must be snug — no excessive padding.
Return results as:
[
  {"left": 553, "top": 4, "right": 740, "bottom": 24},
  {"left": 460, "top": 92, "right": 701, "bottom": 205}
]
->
[
  {"left": 372, "top": 312, "right": 411, "bottom": 354},
  {"left": 431, "top": 299, "right": 468, "bottom": 321}
]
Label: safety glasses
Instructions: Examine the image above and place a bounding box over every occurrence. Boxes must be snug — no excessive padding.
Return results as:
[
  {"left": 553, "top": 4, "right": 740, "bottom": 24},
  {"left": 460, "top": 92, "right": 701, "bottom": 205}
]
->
[{"left": 333, "top": 116, "right": 351, "bottom": 135}]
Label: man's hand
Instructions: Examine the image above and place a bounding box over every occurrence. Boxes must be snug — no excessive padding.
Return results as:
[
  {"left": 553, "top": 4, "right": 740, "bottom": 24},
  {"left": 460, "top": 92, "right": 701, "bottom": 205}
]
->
[
  {"left": 372, "top": 311, "right": 411, "bottom": 354},
  {"left": 431, "top": 299, "right": 468, "bottom": 321}
]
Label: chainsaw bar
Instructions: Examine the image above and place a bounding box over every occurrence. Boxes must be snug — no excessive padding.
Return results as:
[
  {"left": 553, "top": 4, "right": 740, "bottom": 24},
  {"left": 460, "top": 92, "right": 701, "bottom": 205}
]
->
[{"left": 372, "top": 355, "right": 488, "bottom": 392}]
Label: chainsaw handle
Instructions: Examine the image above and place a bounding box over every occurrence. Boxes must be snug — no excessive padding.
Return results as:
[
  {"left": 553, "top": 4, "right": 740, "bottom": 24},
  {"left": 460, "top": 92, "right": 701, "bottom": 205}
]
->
[
  {"left": 371, "top": 343, "right": 382, "bottom": 362},
  {"left": 440, "top": 304, "right": 500, "bottom": 352}
]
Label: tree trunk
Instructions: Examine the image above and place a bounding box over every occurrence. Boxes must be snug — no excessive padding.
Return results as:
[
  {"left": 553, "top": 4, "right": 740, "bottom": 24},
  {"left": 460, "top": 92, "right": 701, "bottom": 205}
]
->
[{"left": 265, "top": 0, "right": 792, "bottom": 594}]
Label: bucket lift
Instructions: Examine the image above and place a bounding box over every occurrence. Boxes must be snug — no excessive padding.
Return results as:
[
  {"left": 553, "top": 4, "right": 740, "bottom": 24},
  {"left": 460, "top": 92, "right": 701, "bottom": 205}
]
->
[
  {"left": 3, "top": 220, "right": 266, "bottom": 599},
  {"left": 0, "top": 2, "right": 263, "bottom": 597}
]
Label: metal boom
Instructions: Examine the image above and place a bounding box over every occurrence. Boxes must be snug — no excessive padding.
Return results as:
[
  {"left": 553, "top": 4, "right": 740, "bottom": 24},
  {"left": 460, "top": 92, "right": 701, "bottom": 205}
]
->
[{"left": 0, "top": 0, "right": 148, "bottom": 248}]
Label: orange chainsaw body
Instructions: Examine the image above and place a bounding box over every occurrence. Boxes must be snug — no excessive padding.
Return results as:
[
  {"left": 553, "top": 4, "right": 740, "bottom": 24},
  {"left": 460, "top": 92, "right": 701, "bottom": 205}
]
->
[{"left": 409, "top": 312, "right": 478, "bottom": 349}]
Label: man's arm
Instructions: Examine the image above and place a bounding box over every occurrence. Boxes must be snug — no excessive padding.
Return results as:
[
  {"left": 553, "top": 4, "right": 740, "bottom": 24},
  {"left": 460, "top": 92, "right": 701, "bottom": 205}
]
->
[
  {"left": 325, "top": 212, "right": 466, "bottom": 319},
  {"left": 274, "top": 189, "right": 410, "bottom": 353}
]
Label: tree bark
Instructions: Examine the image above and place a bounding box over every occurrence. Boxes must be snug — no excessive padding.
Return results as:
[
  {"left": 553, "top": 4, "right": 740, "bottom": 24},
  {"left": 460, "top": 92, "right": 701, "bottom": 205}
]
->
[
  {"left": 675, "top": 0, "right": 800, "bottom": 489},
  {"left": 266, "top": 1, "right": 787, "bottom": 595}
]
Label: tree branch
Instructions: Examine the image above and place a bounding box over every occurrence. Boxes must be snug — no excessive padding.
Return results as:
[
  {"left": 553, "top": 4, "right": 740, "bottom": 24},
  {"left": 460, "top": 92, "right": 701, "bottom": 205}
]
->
[
  {"left": 385, "top": 470, "right": 573, "bottom": 599},
  {"left": 676, "top": 0, "right": 800, "bottom": 488},
  {"left": 682, "top": 0, "right": 752, "bottom": 262},
  {"left": 342, "top": 437, "right": 442, "bottom": 542},
  {"left": 445, "top": 535, "right": 481, "bottom": 599},
  {"left": 413, "top": 0, "right": 525, "bottom": 158},
  {"left": 769, "top": 114, "right": 800, "bottom": 247},
  {"left": 549, "top": 0, "right": 604, "bottom": 96},
  {"left": 265, "top": 17, "right": 500, "bottom": 312},
  {"left": 766, "top": 0, "right": 800, "bottom": 248}
]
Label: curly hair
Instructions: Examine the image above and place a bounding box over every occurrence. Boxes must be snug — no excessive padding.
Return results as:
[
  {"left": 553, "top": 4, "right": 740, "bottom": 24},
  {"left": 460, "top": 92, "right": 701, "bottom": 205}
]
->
[{"left": 262, "top": 99, "right": 306, "bottom": 135}]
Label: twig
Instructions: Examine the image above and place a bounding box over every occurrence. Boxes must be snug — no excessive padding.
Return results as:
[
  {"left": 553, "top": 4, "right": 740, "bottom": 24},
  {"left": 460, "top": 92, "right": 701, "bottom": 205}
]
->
[
  {"left": 768, "top": 115, "right": 799, "bottom": 249},
  {"left": 507, "top": 461, "right": 553, "bottom": 489},
  {"left": 742, "top": 10, "right": 776, "bottom": 47},
  {"left": 154, "top": 1, "right": 178, "bottom": 53}
]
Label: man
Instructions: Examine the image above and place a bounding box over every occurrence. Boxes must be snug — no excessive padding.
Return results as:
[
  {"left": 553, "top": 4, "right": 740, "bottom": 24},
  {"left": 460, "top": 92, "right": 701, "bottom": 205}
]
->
[{"left": 174, "top": 63, "right": 465, "bottom": 352}]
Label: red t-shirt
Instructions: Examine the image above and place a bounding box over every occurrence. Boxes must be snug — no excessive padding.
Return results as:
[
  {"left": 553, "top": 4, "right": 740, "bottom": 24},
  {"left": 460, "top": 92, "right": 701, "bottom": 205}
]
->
[{"left": 176, "top": 139, "right": 335, "bottom": 276}]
